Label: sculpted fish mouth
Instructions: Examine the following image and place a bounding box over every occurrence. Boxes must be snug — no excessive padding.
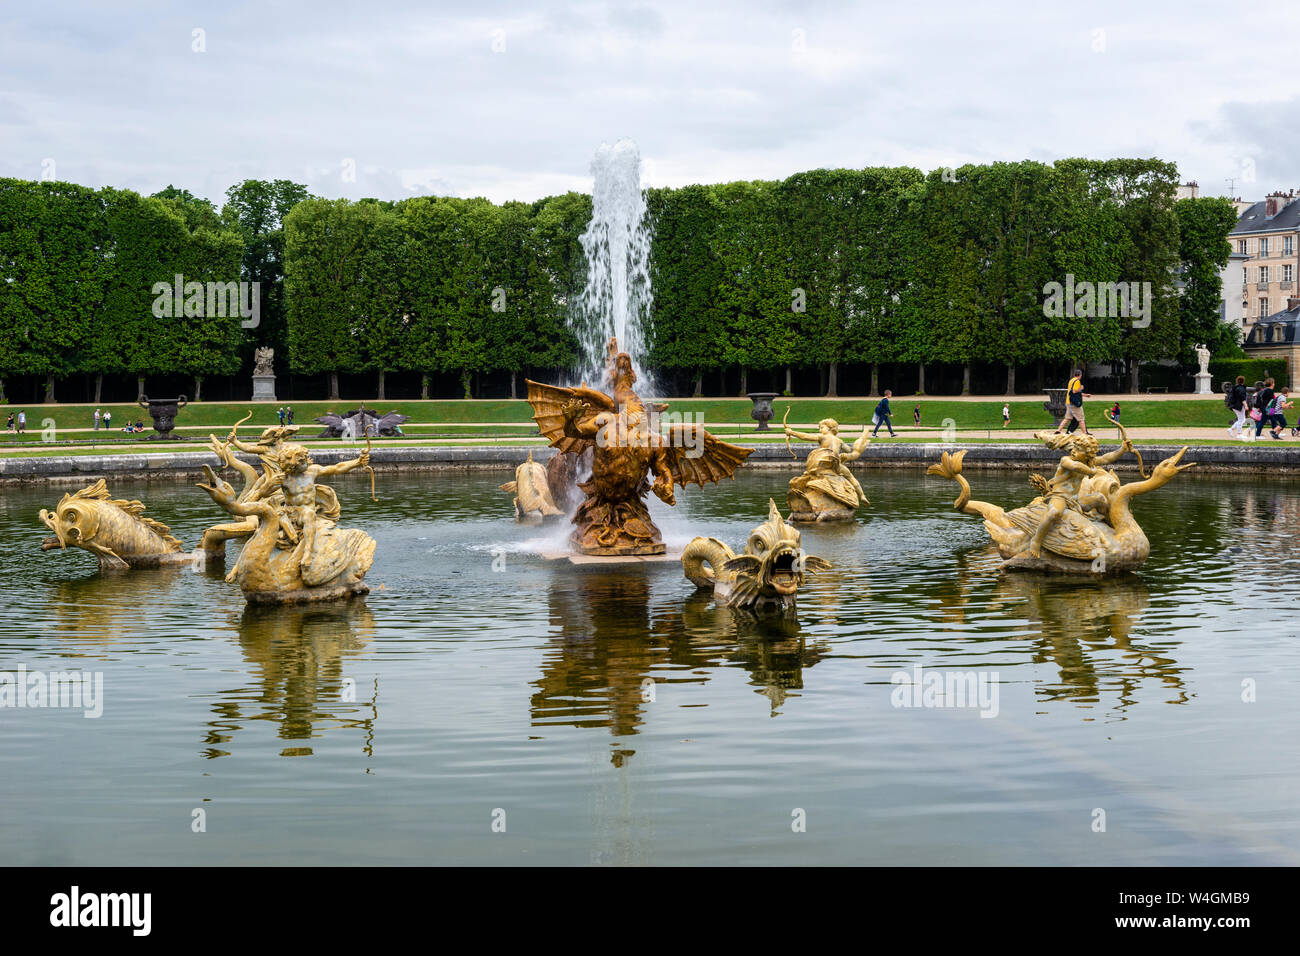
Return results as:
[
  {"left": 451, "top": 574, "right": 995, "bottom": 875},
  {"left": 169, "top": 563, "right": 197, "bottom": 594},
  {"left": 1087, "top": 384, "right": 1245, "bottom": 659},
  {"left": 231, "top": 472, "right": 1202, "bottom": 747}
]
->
[
  {"left": 39, "top": 509, "right": 68, "bottom": 549},
  {"left": 766, "top": 548, "right": 802, "bottom": 595}
]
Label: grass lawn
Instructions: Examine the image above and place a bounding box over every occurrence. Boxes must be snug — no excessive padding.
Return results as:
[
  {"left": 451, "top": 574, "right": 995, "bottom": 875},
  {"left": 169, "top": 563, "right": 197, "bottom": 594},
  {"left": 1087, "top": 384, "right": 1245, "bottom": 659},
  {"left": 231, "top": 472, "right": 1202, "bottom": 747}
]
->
[
  {"left": 0, "top": 431, "right": 1280, "bottom": 460},
  {"left": 0, "top": 396, "right": 1236, "bottom": 443}
]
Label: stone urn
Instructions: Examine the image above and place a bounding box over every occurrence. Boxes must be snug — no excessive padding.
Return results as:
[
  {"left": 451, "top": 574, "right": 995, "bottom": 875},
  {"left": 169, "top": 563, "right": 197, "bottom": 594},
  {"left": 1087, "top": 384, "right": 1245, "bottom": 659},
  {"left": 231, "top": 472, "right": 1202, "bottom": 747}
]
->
[
  {"left": 747, "top": 392, "right": 780, "bottom": 431},
  {"left": 1042, "top": 388, "right": 1067, "bottom": 426},
  {"left": 138, "top": 395, "right": 188, "bottom": 440}
]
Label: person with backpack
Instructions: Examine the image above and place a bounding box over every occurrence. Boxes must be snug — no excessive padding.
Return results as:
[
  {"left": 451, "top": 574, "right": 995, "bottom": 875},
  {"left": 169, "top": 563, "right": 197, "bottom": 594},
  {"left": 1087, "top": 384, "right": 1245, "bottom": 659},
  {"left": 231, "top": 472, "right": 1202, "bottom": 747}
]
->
[
  {"left": 1266, "top": 387, "right": 1292, "bottom": 440},
  {"left": 1055, "top": 369, "right": 1088, "bottom": 435},
  {"left": 1251, "top": 378, "right": 1276, "bottom": 439},
  {"left": 1226, "top": 376, "right": 1250, "bottom": 438},
  {"left": 872, "top": 390, "right": 895, "bottom": 437}
]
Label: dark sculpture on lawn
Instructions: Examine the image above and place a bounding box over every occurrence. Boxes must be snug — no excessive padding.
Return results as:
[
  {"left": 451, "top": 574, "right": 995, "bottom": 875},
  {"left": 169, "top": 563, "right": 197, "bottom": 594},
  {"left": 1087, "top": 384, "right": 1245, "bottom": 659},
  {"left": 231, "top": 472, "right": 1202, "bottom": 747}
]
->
[
  {"left": 138, "top": 395, "right": 187, "bottom": 440},
  {"left": 316, "top": 406, "right": 408, "bottom": 439}
]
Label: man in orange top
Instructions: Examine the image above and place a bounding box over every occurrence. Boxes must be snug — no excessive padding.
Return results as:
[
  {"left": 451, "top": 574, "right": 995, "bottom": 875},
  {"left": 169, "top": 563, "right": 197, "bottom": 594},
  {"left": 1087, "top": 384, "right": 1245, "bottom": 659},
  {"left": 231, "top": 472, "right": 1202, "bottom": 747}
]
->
[{"left": 1055, "top": 369, "right": 1089, "bottom": 435}]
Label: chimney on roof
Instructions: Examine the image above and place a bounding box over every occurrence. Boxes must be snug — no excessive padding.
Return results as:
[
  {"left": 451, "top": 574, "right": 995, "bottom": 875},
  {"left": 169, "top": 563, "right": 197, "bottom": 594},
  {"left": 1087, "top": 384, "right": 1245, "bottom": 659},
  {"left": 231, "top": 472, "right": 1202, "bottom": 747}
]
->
[
  {"left": 1265, "top": 191, "right": 1286, "bottom": 217},
  {"left": 1289, "top": 296, "right": 1300, "bottom": 311}
]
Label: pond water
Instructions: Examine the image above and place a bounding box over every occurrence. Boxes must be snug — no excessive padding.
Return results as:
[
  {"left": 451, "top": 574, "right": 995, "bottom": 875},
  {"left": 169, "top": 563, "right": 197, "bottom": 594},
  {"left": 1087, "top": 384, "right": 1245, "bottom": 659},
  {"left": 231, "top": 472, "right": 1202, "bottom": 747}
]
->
[{"left": 1, "top": 466, "right": 1297, "bottom": 865}]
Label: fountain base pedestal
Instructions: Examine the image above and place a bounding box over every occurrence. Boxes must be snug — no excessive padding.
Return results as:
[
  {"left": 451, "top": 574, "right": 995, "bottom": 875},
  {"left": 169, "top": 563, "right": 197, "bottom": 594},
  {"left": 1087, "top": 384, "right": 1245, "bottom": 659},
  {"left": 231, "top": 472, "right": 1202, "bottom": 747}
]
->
[
  {"left": 541, "top": 549, "right": 681, "bottom": 566},
  {"left": 572, "top": 536, "right": 666, "bottom": 557}
]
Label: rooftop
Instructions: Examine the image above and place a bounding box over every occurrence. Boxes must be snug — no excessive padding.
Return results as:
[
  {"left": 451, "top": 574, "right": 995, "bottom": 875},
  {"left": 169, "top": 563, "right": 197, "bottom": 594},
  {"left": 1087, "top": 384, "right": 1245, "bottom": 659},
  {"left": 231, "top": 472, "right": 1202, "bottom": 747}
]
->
[
  {"left": 1232, "top": 195, "right": 1300, "bottom": 236},
  {"left": 1245, "top": 301, "right": 1300, "bottom": 348}
]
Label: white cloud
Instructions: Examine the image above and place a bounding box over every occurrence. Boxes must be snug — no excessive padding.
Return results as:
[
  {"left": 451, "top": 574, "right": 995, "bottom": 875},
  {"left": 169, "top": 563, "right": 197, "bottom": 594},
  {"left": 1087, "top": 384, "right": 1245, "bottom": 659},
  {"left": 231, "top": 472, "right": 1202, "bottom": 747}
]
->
[{"left": 3, "top": 0, "right": 1299, "bottom": 206}]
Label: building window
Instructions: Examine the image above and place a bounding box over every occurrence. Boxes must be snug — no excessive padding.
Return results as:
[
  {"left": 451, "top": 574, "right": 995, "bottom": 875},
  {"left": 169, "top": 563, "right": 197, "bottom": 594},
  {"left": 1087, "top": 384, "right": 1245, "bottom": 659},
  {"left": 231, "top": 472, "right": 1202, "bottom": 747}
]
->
[
  {"left": 1287, "top": 265, "right": 1294, "bottom": 282},
  {"left": 1261, "top": 238, "right": 1270, "bottom": 256},
  {"left": 1239, "top": 239, "right": 1248, "bottom": 254},
  {"left": 1274, "top": 326, "right": 1286, "bottom": 343},
  {"left": 1287, "top": 236, "right": 1295, "bottom": 255},
  {"left": 1261, "top": 297, "right": 1270, "bottom": 316},
  {"left": 1261, "top": 266, "right": 1270, "bottom": 283},
  {"left": 1244, "top": 266, "right": 1249, "bottom": 285}
]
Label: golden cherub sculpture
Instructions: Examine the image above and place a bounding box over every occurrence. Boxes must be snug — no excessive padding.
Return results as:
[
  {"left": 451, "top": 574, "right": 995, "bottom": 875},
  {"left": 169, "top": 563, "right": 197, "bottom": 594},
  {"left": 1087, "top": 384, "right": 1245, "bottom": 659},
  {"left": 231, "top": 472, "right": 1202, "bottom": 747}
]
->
[
  {"left": 927, "top": 417, "right": 1194, "bottom": 574},
  {"left": 197, "top": 420, "right": 376, "bottom": 603},
  {"left": 781, "top": 409, "right": 871, "bottom": 521}
]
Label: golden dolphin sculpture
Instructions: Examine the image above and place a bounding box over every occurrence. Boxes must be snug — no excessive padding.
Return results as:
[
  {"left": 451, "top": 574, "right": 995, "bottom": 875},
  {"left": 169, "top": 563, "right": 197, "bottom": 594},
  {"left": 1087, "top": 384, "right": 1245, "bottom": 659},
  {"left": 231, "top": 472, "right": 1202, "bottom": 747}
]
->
[
  {"left": 501, "top": 451, "right": 563, "bottom": 522},
  {"left": 682, "top": 499, "right": 831, "bottom": 610},
  {"left": 39, "top": 479, "right": 189, "bottom": 570},
  {"left": 928, "top": 429, "right": 1195, "bottom": 574}
]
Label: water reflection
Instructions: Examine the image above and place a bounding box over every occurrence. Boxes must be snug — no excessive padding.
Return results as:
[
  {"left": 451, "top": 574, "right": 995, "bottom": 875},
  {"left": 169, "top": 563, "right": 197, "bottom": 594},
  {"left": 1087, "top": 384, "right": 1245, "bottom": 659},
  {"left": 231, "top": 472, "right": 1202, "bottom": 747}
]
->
[
  {"left": 202, "top": 600, "right": 378, "bottom": 759},
  {"left": 936, "top": 547, "right": 1186, "bottom": 713},
  {"left": 532, "top": 567, "right": 828, "bottom": 749},
  {"left": 996, "top": 573, "right": 1188, "bottom": 710},
  {"left": 45, "top": 569, "right": 189, "bottom": 650},
  {"left": 679, "top": 594, "right": 829, "bottom": 713}
]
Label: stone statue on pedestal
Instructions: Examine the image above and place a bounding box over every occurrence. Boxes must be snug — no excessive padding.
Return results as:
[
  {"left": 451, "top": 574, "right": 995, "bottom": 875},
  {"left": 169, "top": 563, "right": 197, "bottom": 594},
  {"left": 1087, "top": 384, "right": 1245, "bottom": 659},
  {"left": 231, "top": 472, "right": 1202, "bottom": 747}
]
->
[
  {"left": 252, "top": 346, "right": 277, "bottom": 400},
  {"left": 1193, "top": 343, "right": 1212, "bottom": 395}
]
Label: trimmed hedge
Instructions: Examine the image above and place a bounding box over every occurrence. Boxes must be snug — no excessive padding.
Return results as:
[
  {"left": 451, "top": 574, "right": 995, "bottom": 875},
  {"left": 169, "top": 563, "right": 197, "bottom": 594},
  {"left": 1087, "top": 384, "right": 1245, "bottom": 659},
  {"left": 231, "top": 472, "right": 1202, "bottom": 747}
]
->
[{"left": 1209, "top": 358, "right": 1290, "bottom": 390}]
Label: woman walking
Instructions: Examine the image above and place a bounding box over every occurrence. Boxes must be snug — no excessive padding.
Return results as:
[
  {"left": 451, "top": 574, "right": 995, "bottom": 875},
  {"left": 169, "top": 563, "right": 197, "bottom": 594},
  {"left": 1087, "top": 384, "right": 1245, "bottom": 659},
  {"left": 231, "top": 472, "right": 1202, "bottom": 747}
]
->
[
  {"left": 1251, "top": 378, "right": 1276, "bottom": 439},
  {"left": 1266, "top": 387, "right": 1292, "bottom": 440},
  {"left": 1227, "top": 376, "right": 1249, "bottom": 438}
]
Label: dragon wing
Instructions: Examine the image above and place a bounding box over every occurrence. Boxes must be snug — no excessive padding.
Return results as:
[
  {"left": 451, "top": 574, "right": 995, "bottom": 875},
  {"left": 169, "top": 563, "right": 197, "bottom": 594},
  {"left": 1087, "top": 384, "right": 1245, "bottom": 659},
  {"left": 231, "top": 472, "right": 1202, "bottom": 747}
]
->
[
  {"left": 661, "top": 426, "right": 754, "bottom": 487},
  {"left": 525, "top": 380, "right": 615, "bottom": 454}
]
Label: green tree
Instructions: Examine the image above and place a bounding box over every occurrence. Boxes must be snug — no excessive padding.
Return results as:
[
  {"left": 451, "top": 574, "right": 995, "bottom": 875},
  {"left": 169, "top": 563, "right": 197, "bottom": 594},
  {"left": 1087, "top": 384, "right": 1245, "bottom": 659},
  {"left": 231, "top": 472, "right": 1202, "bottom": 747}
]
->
[
  {"left": 1058, "top": 158, "right": 1180, "bottom": 392},
  {"left": 220, "top": 179, "right": 312, "bottom": 365},
  {"left": 0, "top": 178, "right": 109, "bottom": 402},
  {"left": 283, "top": 198, "right": 380, "bottom": 399},
  {"left": 1175, "top": 196, "right": 1241, "bottom": 360}
]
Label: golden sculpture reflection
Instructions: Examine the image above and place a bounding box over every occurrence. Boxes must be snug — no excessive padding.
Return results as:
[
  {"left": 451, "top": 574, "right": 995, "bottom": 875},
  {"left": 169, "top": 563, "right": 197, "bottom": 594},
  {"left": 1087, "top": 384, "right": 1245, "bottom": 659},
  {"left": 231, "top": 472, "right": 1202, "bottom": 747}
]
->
[
  {"left": 936, "top": 548, "right": 1187, "bottom": 712},
  {"left": 201, "top": 601, "right": 379, "bottom": 759},
  {"left": 532, "top": 568, "right": 829, "bottom": 751}
]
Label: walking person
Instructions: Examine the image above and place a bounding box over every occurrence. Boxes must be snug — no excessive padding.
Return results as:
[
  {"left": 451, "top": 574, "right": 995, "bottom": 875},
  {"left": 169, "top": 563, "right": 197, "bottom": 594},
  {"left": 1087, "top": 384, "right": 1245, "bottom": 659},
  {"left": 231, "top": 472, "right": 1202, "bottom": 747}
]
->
[
  {"left": 94, "top": 407, "right": 101, "bottom": 431},
  {"left": 5, "top": 412, "right": 13, "bottom": 433},
  {"left": 913, "top": 404, "right": 921, "bottom": 426},
  {"left": 1251, "top": 378, "right": 1276, "bottom": 439},
  {"left": 1266, "top": 387, "right": 1292, "bottom": 440},
  {"left": 1002, "top": 403, "right": 1010, "bottom": 428},
  {"left": 872, "top": 390, "right": 895, "bottom": 438},
  {"left": 17, "top": 410, "right": 26, "bottom": 434},
  {"left": 1109, "top": 401, "right": 1120, "bottom": 422},
  {"left": 277, "top": 406, "right": 285, "bottom": 426},
  {"left": 1226, "top": 376, "right": 1249, "bottom": 438},
  {"left": 286, "top": 406, "right": 294, "bottom": 426},
  {"left": 103, "top": 409, "right": 111, "bottom": 431},
  {"left": 1055, "top": 369, "right": 1089, "bottom": 435}
]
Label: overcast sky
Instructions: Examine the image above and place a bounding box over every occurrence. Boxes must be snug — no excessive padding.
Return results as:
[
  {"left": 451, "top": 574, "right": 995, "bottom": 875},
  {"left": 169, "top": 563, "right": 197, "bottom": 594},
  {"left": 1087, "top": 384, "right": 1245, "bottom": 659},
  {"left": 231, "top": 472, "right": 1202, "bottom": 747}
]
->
[{"left": 2, "top": 0, "right": 1295, "bottom": 208}]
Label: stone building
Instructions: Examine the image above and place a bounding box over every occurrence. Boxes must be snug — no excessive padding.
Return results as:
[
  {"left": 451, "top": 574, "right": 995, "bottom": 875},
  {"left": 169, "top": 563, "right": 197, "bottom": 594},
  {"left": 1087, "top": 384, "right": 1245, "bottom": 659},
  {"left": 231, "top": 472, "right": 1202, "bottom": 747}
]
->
[
  {"left": 1242, "top": 297, "right": 1300, "bottom": 381},
  {"left": 1230, "top": 191, "right": 1300, "bottom": 335}
]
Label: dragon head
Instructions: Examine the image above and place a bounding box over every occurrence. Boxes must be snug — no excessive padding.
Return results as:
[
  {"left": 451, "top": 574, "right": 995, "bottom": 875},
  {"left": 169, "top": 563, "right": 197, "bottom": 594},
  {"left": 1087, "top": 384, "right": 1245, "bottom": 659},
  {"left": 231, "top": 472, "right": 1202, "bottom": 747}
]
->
[{"left": 722, "top": 499, "right": 831, "bottom": 606}]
